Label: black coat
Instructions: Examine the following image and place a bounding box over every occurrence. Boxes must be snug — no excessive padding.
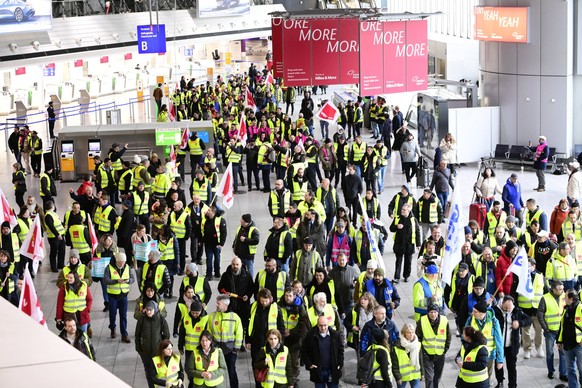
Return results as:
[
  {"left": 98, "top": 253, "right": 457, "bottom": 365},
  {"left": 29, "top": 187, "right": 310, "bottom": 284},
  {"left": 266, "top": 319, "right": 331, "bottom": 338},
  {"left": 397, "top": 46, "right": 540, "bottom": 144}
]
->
[
  {"left": 116, "top": 209, "right": 135, "bottom": 243},
  {"left": 342, "top": 173, "right": 363, "bottom": 200},
  {"left": 301, "top": 328, "right": 344, "bottom": 384},
  {"left": 493, "top": 305, "right": 532, "bottom": 356},
  {"left": 217, "top": 265, "right": 254, "bottom": 314}
]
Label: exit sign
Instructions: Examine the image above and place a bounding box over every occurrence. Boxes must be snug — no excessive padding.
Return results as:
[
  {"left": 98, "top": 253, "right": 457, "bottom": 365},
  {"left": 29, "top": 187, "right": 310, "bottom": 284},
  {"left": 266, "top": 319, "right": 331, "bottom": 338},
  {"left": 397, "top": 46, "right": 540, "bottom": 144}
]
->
[{"left": 155, "top": 129, "right": 181, "bottom": 146}]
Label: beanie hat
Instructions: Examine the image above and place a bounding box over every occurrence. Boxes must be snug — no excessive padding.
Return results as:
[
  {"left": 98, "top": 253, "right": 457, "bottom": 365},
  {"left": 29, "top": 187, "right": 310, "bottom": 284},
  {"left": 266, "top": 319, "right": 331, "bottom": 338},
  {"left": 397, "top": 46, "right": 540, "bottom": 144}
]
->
[
  {"left": 427, "top": 303, "right": 440, "bottom": 313},
  {"left": 190, "top": 300, "right": 203, "bottom": 312},
  {"left": 426, "top": 264, "right": 439, "bottom": 274},
  {"left": 242, "top": 214, "right": 252, "bottom": 223},
  {"left": 69, "top": 249, "right": 80, "bottom": 258},
  {"left": 371, "top": 327, "right": 385, "bottom": 344},
  {"left": 374, "top": 268, "right": 385, "bottom": 277},
  {"left": 464, "top": 226, "right": 472, "bottom": 235},
  {"left": 504, "top": 240, "right": 517, "bottom": 255},
  {"left": 474, "top": 301, "right": 488, "bottom": 313},
  {"left": 473, "top": 276, "right": 485, "bottom": 288}
]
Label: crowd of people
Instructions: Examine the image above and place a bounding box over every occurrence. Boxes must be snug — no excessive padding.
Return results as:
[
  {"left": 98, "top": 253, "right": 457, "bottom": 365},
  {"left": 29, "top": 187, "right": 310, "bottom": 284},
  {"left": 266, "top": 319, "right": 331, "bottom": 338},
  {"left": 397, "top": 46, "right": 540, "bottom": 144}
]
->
[{"left": 3, "top": 71, "right": 582, "bottom": 388}]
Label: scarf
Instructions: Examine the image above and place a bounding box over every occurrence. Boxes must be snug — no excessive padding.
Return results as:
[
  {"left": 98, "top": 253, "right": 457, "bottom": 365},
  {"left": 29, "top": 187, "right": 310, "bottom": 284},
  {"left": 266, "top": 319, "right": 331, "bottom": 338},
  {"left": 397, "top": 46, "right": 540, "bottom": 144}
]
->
[{"left": 399, "top": 335, "right": 421, "bottom": 369}]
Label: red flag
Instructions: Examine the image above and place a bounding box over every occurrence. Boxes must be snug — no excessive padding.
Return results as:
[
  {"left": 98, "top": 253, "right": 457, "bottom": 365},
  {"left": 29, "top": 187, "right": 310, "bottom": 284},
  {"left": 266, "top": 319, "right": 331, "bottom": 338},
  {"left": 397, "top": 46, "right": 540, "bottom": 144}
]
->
[
  {"left": 316, "top": 101, "right": 341, "bottom": 122},
  {"left": 87, "top": 214, "right": 99, "bottom": 255},
  {"left": 245, "top": 88, "right": 256, "bottom": 110},
  {"left": 0, "top": 188, "right": 17, "bottom": 227},
  {"left": 216, "top": 162, "right": 234, "bottom": 209},
  {"left": 180, "top": 128, "right": 190, "bottom": 149},
  {"left": 238, "top": 113, "right": 247, "bottom": 145},
  {"left": 19, "top": 267, "right": 47, "bottom": 328},
  {"left": 19, "top": 216, "right": 44, "bottom": 269},
  {"left": 167, "top": 100, "right": 176, "bottom": 122},
  {"left": 170, "top": 145, "right": 176, "bottom": 163},
  {"left": 265, "top": 71, "right": 275, "bottom": 85}
]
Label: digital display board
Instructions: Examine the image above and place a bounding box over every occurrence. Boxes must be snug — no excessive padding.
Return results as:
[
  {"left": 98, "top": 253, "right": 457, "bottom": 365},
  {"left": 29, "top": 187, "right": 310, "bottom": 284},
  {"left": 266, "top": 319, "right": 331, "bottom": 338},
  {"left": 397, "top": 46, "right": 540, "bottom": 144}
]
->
[{"left": 474, "top": 7, "right": 529, "bottom": 43}]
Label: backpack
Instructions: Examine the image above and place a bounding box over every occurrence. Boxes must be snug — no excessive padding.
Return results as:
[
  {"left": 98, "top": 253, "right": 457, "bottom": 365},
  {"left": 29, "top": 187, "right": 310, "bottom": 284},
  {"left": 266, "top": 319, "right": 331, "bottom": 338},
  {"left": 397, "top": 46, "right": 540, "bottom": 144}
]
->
[{"left": 356, "top": 349, "right": 378, "bottom": 385}]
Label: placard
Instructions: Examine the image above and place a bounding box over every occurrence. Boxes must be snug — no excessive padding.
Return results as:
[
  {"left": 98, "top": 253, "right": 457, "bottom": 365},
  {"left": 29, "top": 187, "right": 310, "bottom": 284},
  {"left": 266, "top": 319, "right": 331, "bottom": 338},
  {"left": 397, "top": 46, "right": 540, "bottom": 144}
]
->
[
  {"left": 133, "top": 240, "right": 158, "bottom": 263},
  {"left": 91, "top": 256, "right": 111, "bottom": 278}
]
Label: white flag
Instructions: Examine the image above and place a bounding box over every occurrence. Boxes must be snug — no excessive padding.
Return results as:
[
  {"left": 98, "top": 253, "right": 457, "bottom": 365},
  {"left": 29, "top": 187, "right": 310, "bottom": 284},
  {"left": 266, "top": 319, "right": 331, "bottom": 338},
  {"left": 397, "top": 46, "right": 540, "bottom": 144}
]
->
[
  {"left": 442, "top": 189, "right": 463, "bottom": 286},
  {"left": 359, "top": 195, "right": 385, "bottom": 271},
  {"left": 19, "top": 216, "right": 45, "bottom": 273},
  {"left": 216, "top": 162, "right": 234, "bottom": 209},
  {"left": 19, "top": 267, "right": 48, "bottom": 328},
  {"left": 510, "top": 247, "right": 534, "bottom": 299}
]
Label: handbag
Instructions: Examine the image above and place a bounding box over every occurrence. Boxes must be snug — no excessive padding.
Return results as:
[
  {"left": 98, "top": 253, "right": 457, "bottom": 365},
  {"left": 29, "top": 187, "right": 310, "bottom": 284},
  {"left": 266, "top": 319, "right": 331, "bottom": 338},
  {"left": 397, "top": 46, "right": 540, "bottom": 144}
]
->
[{"left": 253, "top": 367, "right": 268, "bottom": 383}]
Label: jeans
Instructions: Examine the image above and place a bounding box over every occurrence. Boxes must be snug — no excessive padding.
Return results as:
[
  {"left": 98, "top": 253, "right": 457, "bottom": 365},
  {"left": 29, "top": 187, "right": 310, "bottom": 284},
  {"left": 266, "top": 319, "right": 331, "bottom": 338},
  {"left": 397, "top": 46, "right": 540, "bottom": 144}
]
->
[
  {"left": 371, "top": 121, "right": 379, "bottom": 138},
  {"left": 224, "top": 351, "right": 239, "bottom": 388},
  {"left": 397, "top": 380, "right": 421, "bottom": 388},
  {"left": 241, "top": 257, "right": 255, "bottom": 278},
  {"left": 320, "top": 120, "right": 329, "bottom": 140},
  {"left": 205, "top": 245, "right": 221, "bottom": 276},
  {"left": 564, "top": 344, "right": 582, "bottom": 388},
  {"left": 436, "top": 191, "right": 448, "bottom": 212},
  {"left": 377, "top": 165, "right": 386, "bottom": 191},
  {"left": 108, "top": 295, "right": 128, "bottom": 336},
  {"left": 315, "top": 368, "right": 338, "bottom": 388},
  {"left": 546, "top": 331, "right": 567, "bottom": 376}
]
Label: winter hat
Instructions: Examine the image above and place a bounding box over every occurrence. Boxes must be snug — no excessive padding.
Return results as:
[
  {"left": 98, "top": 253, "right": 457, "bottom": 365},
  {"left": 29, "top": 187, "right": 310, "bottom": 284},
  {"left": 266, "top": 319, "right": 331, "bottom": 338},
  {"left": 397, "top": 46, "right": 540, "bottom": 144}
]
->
[
  {"left": 464, "top": 226, "right": 472, "bottom": 235},
  {"left": 402, "top": 184, "right": 411, "bottom": 194},
  {"left": 133, "top": 154, "right": 141, "bottom": 164},
  {"left": 427, "top": 303, "right": 440, "bottom": 313},
  {"left": 367, "top": 260, "right": 378, "bottom": 269},
  {"left": 504, "top": 240, "right": 517, "bottom": 254},
  {"left": 145, "top": 300, "right": 158, "bottom": 313},
  {"left": 371, "top": 327, "right": 386, "bottom": 344},
  {"left": 190, "top": 300, "right": 203, "bottom": 312},
  {"left": 473, "top": 276, "right": 485, "bottom": 288},
  {"left": 186, "top": 263, "right": 199, "bottom": 274},
  {"left": 69, "top": 249, "right": 80, "bottom": 259},
  {"left": 335, "top": 220, "right": 346, "bottom": 228},
  {"left": 506, "top": 216, "right": 517, "bottom": 224},
  {"left": 374, "top": 268, "right": 385, "bottom": 277},
  {"left": 303, "top": 237, "right": 313, "bottom": 245},
  {"left": 1, "top": 221, "right": 10, "bottom": 229},
  {"left": 122, "top": 200, "right": 132, "bottom": 208},
  {"left": 242, "top": 214, "right": 252, "bottom": 223},
  {"left": 474, "top": 301, "right": 488, "bottom": 313},
  {"left": 426, "top": 264, "right": 439, "bottom": 274}
]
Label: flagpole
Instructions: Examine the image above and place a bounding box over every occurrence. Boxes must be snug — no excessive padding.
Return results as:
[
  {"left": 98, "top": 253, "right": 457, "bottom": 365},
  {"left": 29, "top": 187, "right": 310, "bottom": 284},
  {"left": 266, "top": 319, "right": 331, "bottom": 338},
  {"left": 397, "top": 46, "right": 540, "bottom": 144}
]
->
[{"left": 490, "top": 251, "right": 520, "bottom": 301}]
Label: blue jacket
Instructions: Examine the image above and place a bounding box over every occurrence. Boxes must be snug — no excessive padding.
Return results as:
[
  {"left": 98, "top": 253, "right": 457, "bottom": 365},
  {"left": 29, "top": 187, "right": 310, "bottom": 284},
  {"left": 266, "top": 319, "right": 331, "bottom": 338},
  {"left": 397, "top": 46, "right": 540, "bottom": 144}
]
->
[
  {"left": 502, "top": 178, "right": 524, "bottom": 212},
  {"left": 364, "top": 278, "right": 401, "bottom": 318},
  {"left": 465, "top": 309, "right": 504, "bottom": 363},
  {"left": 360, "top": 318, "right": 399, "bottom": 355}
]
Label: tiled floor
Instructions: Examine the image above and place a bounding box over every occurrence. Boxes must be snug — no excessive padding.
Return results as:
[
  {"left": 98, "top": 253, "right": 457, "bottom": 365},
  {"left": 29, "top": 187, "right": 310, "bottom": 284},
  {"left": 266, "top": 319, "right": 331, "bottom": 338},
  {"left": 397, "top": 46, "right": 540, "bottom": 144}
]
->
[{"left": 0, "top": 85, "right": 571, "bottom": 387}]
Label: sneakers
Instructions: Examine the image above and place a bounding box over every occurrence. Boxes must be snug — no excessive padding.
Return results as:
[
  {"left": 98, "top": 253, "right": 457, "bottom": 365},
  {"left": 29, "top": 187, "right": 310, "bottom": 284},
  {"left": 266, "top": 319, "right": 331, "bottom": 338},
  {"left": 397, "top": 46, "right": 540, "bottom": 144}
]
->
[
  {"left": 524, "top": 350, "right": 531, "bottom": 359},
  {"left": 537, "top": 346, "right": 545, "bottom": 358}
]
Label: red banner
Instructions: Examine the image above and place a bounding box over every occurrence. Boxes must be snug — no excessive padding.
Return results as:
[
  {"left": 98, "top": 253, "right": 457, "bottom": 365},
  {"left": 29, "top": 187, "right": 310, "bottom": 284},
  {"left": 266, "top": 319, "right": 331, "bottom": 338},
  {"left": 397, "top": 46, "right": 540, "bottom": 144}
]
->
[
  {"left": 405, "top": 20, "right": 428, "bottom": 91},
  {"left": 310, "top": 18, "right": 340, "bottom": 85},
  {"left": 282, "top": 19, "right": 312, "bottom": 87},
  {"left": 382, "top": 21, "right": 407, "bottom": 93},
  {"left": 339, "top": 18, "right": 360, "bottom": 84},
  {"left": 100, "top": 56, "right": 109, "bottom": 64},
  {"left": 15, "top": 67, "right": 26, "bottom": 75},
  {"left": 271, "top": 18, "right": 284, "bottom": 79},
  {"left": 74, "top": 59, "right": 83, "bottom": 67},
  {"left": 124, "top": 53, "right": 132, "bottom": 60},
  {"left": 359, "top": 21, "right": 384, "bottom": 96}
]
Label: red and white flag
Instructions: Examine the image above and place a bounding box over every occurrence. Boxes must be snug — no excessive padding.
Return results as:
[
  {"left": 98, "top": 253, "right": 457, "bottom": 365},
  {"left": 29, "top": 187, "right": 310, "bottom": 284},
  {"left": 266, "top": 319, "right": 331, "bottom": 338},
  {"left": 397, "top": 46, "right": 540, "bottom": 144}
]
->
[
  {"left": 238, "top": 113, "right": 248, "bottom": 146},
  {"left": 87, "top": 214, "right": 99, "bottom": 255},
  {"left": 245, "top": 88, "right": 256, "bottom": 110},
  {"left": 180, "top": 128, "right": 190, "bottom": 149},
  {"left": 19, "top": 216, "right": 44, "bottom": 273},
  {"left": 169, "top": 145, "right": 176, "bottom": 163},
  {"left": 296, "top": 137, "right": 305, "bottom": 152},
  {"left": 265, "top": 71, "right": 275, "bottom": 85},
  {"left": 19, "top": 267, "right": 47, "bottom": 328},
  {"left": 216, "top": 162, "right": 234, "bottom": 209},
  {"left": 316, "top": 101, "right": 340, "bottom": 122},
  {"left": 0, "top": 188, "right": 17, "bottom": 227}
]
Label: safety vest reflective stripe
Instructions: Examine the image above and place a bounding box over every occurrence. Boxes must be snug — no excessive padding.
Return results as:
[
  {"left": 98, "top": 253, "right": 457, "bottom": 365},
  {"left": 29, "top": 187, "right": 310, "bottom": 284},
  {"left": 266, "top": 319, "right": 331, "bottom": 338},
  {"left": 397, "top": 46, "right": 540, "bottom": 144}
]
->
[
  {"left": 270, "top": 191, "right": 290, "bottom": 216},
  {"left": 459, "top": 345, "right": 488, "bottom": 383},
  {"left": 352, "top": 143, "right": 366, "bottom": 162},
  {"left": 44, "top": 211, "right": 65, "bottom": 238},
  {"left": 257, "top": 271, "right": 286, "bottom": 301},
  {"left": 420, "top": 315, "right": 448, "bottom": 355},
  {"left": 63, "top": 283, "right": 88, "bottom": 312},
  {"left": 543, "top": 293, "right": 566, "bottom": 331},
  {"left": 153, "top": 354, "right": 181, "bottom": 384},
  {"left": 292, "top": 180, "right": 308, "bottom": 202},
  {"left": 183, "top": 315, "right": 209, "bottom": 350},
  {"left": 193, "top": 348, "right": 224, "bottom": 386},
  {"left": 419, "top": 201, "right": 439, "bottom": 223},
  {"left": 263, "top": 346, "right": 289, "bottom": 387},
  {"left": 470, "top": 318, "right": 495, "bottom": 354},
  {"left": 188, "top": 138, "right": 204, "bottom": 156},
  {"left": 562, "top": 220, "right": 582, "bottom": 241},
  {"left": 159, "top": 238, "right": 175, "bottom": 262},
  {"left": 371, "top": 344, "right": 392, "bottom": 381},
  {"left": 281, "top": 308, "right": 300, "bottom": 330},
  {"left": 191, "top": 179, "right": 210, "bottom": 202},
  {"left": 307, "top": 304, "right": 335, "bottom": 327},
  {"left": 201, "top": 216, "right": 222, "bottom": 242},
  {"left": 170, "top": 212, "right": 189, "bottom": 239},
  {"left": 106, "top": 265, "right": 130, "bottom": 294},
  {"left": 547, "top": 253, "right": 577, "bottom": 282},
  {"left": 141, "top": 263, "right": 166, "bottom": 291},
  {"left": 249, "top": 303, "right": 278, "bottom": 335},
  {"left": 208, "top": 311, "right": 241, "bottom": 343},
  {"left": 118, "top": 169, "right": 133, "bottom": 191},
  {"left": 132, "top": 191, "right": 150, "bottom": 215},
  {"left": 392, "top": 216, "right": 417, "bottom": 243},
  {"left": 237, "top": 225, "right": 258, "bottom": 254},
  {"left": 152, "top": 173, "right": 171, "bottom": 196},
  {"left": 95, "top": 206, "right": 114, "bottom": 232},
  {"left": 98, "top": 167, "right": 111, "bottom": 189},
  {"left": 394, "top": 347, "right": 422, "bottom": 381},
  {"left": 69, "top": 225, "right": 91, "bottom": 254}
]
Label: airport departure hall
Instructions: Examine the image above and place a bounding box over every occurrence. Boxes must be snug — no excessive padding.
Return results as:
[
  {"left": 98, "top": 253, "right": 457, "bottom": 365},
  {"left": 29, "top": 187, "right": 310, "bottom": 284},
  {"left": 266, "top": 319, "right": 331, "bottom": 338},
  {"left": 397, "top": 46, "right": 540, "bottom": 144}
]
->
[{"left": 1, "top": 0, "right": 582, "bottom": 387}]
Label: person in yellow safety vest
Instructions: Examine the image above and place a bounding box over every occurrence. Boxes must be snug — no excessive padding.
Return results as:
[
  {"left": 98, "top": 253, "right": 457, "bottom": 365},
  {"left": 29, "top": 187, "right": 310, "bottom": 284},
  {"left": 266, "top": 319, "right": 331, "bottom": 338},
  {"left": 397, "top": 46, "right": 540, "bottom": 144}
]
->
[
  {"left": 186, "top": 131, "right": 206, "bottom": 175},
  {"left": 104, "top": 252, "right": 134, "bottom": 343},
  {"left": 525, "top": 198, "right": 549, "bottom": 231},
  {"left": 557, "top": 288, "right": 582, "bottom": 379},
  {"left": 131, "top": 181, "right": 151, "bottom": 234},
  {"left": 455, "top": 326, "right": 490, "bottom": 387},
  {"left": 201, "top": 206, "right": 227, "bottom": 280},
  {"left": 414, "top": 188, "right": 443, "bottom": 242},
  {"left": 42, "top": 201, "right": 66, "bottom": 273},
  {"left": 150, "top": 339, "right": 184, "bottom": 387},
  {"left": 518, "top": 258, "right": 547, "bottom": 359},
  {"left": 134, "top": 282, "right": 168, "bottom": 320},
  {"left": 252, "top": 329, "right": 293, "bottom": 388},
  {"left": 57, "top": 249, "right": 92, "bottom": 288},
  {"left": 187, "top": 330, "right": 227, "bottom": 388},
  {"left": 412, "top": 263, "right": 445, "bottom": 322},
  {"left": 245, "top": 288, "right": 285, "bottom": 364},
  {"left": 132, "top": 157, "right": 154, "bottom": 193},
  {"left": 180, "top": 263, "right": 212, "bottom": 306},
  {"left": 157, "top": 225, "right": 179, "bottom": 298},
  {"left": 254, "top": 257, "right": 290, "bottom": 302},
  {"left": 177, "top": 299, "right": 209, "bottom": 365},
  {"left": 257, "top": 141, "right": 274, "bottom": 192},
  {"left": 139, "top": 250, "right": 172, "bottom": 297},
  {"left": 94, "top": 194, "right": 118, "bottom": 237},
  {"left": 226, "top": 137, "right": 244, "bottom": 194},
  {"left": 538, "top": 281, "right": 567, "bottom": 379},
  {"left": 566, "top": 233, "right": 582, "bottom": 286},
  {"left": 297, "top": 190, "right": 327, "bottom": 223},
  {"left": 484, "top": 200, "right": 508, "bottom": 242},
  {"left": 306, "top": 292, "right": 343, "bottom": 335},
  {"left": 505, "top": 215, "right": 523, "bottom": 241},
  {"left": 466, "top": 301, "right": 504, "bottom": 377},
  {"left": 268, "top": 179, "right": 291, "bottom": 219},
  {"left": 560, "top": 210, "right": 582, "bottom": 243},
  {"left": 28, "top": 130, "right": 43, "bottom": 177},
  {"left": 290, "top": 167, "right": 308, "bottom": 204},
  {"left": 290, "top": 237, "right": 324, "bottom": 286},
  {"left": 58, "top": 317, "right": 95, "bottom": 360},
  {"left": 0, "top": 250, "right": 18, "bottom": 306},
  {"left": 63, "top": 201, "right": 87, "bottom": 232},
  {"left": 277, "top": 287, "right": 307, "bottom": 384},
  {"left": 66, "top": 218, "right": 93, "bottom": 265},
  {"left": 546, "top": 242, "right": 578, "bottom": 290},
  {"left": 0, "top": 221, "right": 20, "bottom": 275},
  {"left": 157, "top": 104, "right": 170, "bottom": 122},
  {"left": 362, "top": 146, "right": 380, "bottom": 196},
  {"left": 190, "top": 169, "right": 212, "bottom": 204},
  {"left": 232, "top": 214, "right": 260, "bottom": 278},
  {"left": 391, "top": 323, "right": 422, "bottom": 386},
  {"left": 349, "top": 135, "right": 367, "bottom": 176},
  {"left": 390, "top": 203, "right": 421, "bottom": 283},
  {"left": 206, "top": 294, "right": 244, "bottom": 388},
  {"left": 96, "top": 158, "right": 117, "bottom": 202},
  {"left": 416, "top": 303, "right": 451, "bottom": 388},
  {"left": 152, "top": 164, "right": 172, "bottom": 199},
  {"left": 56, "top": 272, "right": 93, "bottom": 333},
  {"left": 118, "top": 161, "right": 134, "bottom": 197},
  {"left": 108, "top": 143, "right": 128, "bottom": 175},
  {"left": 40, "top": 167, "right": 57, "bottom": 206},
  {"left": 306, "top": 267, "right": 337, "bottom": 309},
  {"left": 354, "top": 101, "right": 364, "bottom": 137}
]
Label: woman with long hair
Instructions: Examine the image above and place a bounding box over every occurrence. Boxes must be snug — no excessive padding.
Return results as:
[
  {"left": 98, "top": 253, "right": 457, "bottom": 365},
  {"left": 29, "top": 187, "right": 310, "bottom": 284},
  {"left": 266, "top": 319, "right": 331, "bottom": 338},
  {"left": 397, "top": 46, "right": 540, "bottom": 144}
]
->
[
  {"left": 95, "top": 233, "right": 119, "bottom": 312},
  {"left": 56, "top": 272, "right": 93, "bottom": 334},
  {"left": 134, "top": 282, "right": 167, "bottom": 320},
  {"left": 345, "top": 291, "right": 378, "bottom": 351},
  {"left": 455, "top": 326, "right": 489, "bottom": 387},
  {"left": 252, "top": 329, "right": 293, "bottom": 388},
  {"left": 148, "top": 339, "right": 184, "bottom": 387},
  {"left": 474, "top": 167, "right": 503, "bottom": 211}
]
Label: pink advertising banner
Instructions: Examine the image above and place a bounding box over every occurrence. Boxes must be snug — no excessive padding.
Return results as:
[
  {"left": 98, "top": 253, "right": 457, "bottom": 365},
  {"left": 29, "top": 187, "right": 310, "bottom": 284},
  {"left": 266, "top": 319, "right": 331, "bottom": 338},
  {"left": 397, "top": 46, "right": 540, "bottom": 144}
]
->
[
  {"left": 271, "top": 18, "right": 284, "bottom": 79},
  {"left": 405, "top": 20, "right": 428, "bottom": 91},
  {"left": 339, "top": 18, "right": 360, "bottom": 84},
  {"left": 282, "top": 19, "right": 312, "bottom": 87},
  {"left": 382, "top": 21, "right": 407, "bottom": 94},
  {"left": 358, "top": 21, "right": 384, "bottom": 96},
  {"left": 310, "top": 18, "right": 341, "bottom": 85}
]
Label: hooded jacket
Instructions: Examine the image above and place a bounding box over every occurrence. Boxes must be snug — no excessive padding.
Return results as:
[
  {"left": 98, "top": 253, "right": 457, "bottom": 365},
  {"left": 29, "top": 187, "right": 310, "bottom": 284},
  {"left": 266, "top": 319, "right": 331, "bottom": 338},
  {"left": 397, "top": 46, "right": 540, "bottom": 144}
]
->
[
  {"left": 464, "top": 309, "right": 504, "bottom": 363},
  {"left": 502, "top": 178, "right": 524, "bottom": 212},
  {"left": 135, "top": 301, "right": 170, "bottom": 356}
]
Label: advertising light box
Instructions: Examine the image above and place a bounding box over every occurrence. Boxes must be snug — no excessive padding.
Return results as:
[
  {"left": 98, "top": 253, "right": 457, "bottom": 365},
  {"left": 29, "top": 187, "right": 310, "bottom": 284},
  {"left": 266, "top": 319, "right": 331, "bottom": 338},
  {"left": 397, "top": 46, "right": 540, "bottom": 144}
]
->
[
  {"left": 0, "top": 0, "right": 51, "bottom": 34},
  {"left": 474, "top": 7, "right": 529, "bottom": 43},
  {"left": 197, "top": 0, "right": 250, "bottom": 18}
]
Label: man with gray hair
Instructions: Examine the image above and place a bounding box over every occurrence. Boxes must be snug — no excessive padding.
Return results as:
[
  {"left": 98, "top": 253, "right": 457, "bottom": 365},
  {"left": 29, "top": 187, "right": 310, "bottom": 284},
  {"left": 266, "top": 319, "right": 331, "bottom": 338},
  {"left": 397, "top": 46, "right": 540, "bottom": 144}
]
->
[
  {"left": 104, "top": 252, "right": 135, "bottom": 343},
  {"left": 139, "top": 250, "right": 171, "bottom": 296},
  {"left": 306, "top": 292, "right": 343, "bottom": 335},
  {"left": 207, "top": 294, "right": 244, "bottom": 388}
]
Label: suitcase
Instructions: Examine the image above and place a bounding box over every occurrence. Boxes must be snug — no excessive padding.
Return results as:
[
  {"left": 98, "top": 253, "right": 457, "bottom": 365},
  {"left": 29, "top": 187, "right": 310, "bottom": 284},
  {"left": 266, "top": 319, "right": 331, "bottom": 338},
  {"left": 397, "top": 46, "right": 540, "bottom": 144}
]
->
[
  {"left": 469, "top": 200, "right": 487, "bottom": 229},
  {"left": 416, "top": 157, "right": 430, "bottom": 188}
]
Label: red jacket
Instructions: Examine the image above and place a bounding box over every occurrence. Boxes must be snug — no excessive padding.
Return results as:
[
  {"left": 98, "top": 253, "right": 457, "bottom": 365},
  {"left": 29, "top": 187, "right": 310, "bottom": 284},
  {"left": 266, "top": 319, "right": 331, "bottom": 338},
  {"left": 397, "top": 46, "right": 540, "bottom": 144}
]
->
[
  {"left": 549, "top": 205, "right": 569, "bottom": 235},
  {"left": 495, "top": 250, "right": 514, "bottom": 295},
  {"left": 56, "top": 283, "right": 93, "bottom": 326}
]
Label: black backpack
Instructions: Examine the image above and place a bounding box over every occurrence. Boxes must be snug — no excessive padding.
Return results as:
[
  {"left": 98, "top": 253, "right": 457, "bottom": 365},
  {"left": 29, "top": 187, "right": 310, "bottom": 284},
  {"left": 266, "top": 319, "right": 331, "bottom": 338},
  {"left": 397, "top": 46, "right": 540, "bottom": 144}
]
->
[{"left": 356, "top": 349, "right": 378, "bottom": 384}]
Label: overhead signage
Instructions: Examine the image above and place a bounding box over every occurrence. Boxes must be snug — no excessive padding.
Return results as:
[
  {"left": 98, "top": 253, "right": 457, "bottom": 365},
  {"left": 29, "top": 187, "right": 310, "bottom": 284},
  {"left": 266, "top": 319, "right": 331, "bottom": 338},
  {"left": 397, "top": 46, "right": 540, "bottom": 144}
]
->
[
  {"left": 197, "top": 0, "right": 250, "bottom": 18},
  {"left": 137, "top": 24, "right": 167, "bottom": 54},
  {"left": 474, "top": 7, "right": 529, "bottom": 43},
  {"left": 15, "top": 67, "right": 26, "bottom": 76},
  {"left": 43, "top": 63, "right": 55, "bottom": 77},
  {"left": 100, "top": 56, "right": 109, "bottom": 64},
  {"left": 74, "top": 59, "right": 83, "bottom": 67},
  {"left": 155, "top": 129, "right": 181, "bottom": 146}
]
